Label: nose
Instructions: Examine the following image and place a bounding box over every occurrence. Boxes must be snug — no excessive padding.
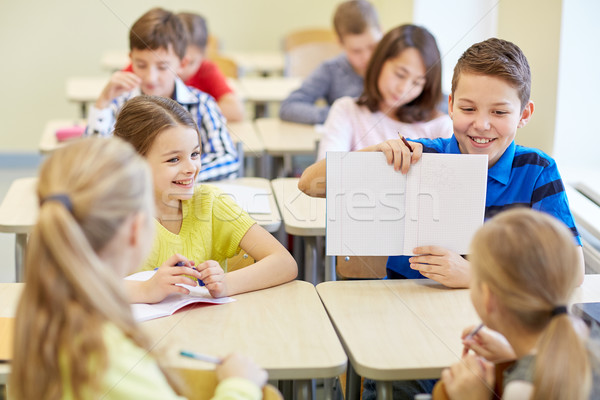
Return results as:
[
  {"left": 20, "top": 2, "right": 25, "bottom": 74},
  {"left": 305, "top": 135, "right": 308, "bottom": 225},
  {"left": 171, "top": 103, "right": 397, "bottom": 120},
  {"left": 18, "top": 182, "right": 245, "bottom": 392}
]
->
[
  {"left": 183, "top": 157, "right": 197, "bottom": 174},
  {"left": 473, "top": 112, "right": 491, "bottom": 132},
  {"left": 143, "top": 66, "right": 158, "bottom": 84}
]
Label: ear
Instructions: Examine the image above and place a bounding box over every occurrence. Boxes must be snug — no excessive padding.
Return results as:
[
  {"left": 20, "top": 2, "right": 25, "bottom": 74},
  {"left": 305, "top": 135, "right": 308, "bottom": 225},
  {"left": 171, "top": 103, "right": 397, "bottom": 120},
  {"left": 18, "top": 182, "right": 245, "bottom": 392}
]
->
[
  {"left": 127, "top": 212, "right": 146, "bottom": 247},
  {"left": 481, "top": 282, "right": 497, "bottom": 315},
  {"left": 448, "top": 93, "right": 454, "bottom": 118},
  {"left": 517, "top": 100, "right": 535, "bottom": 128},
  {"left": 177, "top": 56, "right": 189, "bottom": 75}
]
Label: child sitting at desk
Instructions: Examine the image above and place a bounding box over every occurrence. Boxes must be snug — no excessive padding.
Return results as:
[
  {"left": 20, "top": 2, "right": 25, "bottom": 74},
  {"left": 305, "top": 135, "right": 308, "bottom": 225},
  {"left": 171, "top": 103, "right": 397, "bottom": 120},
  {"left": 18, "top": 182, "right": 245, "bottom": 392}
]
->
[
  {"left": 299, "top": 37, "right": 584, "bottom": 289},
  {"left": 441, "top": 208, "right": 599, "bottom": 400},
  {"left": 113, "top": 96, "right": 297, "bottom": 302},
  {"left": 87, "top": 7, "right": 239, "bottom": 181},
  {"left": 316, "top": 24, "right": 452, "bottom": 160},
  {"left": 279, "top": 0, "right": 382, "bottom": 125},
  {"left": 9, "top": 138, "right": 267, "bottom": 400}
]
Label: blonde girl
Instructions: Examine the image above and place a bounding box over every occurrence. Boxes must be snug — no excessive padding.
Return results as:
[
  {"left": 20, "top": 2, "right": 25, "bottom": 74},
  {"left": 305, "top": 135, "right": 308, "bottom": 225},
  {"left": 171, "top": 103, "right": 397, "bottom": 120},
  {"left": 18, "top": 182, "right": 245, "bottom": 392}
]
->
[
  {"left": 113, "top": 95, "right": 297, "bottom": 302},
  {"left": 442, "top": 208, "right": 597, "bottom": 400},
  {"left": 9, "top": 138, "right": 267, "bottom": 399}
]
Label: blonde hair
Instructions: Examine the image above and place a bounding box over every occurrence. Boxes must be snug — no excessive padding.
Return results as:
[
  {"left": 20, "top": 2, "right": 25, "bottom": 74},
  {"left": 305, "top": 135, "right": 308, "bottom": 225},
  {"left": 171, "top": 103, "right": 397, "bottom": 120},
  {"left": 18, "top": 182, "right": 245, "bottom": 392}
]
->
[
  {"left": 9, "top": 138, "right": 156, "bottom": 400},
  {"left": 470, "top": 208, "right": 589, "bottom": 400}
]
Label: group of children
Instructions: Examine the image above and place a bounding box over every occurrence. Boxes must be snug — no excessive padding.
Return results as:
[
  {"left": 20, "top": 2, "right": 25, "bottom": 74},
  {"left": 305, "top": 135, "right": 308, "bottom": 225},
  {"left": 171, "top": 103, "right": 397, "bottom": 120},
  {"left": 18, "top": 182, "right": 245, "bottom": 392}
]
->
[{"left": 7, "top": 0, "right": 599, "bottom": 399}]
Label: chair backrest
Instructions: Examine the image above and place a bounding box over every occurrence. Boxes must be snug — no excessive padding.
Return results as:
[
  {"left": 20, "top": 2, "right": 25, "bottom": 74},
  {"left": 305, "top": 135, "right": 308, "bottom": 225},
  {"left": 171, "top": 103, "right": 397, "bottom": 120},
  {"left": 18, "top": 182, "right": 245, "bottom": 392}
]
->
[
  {"left": 336, "top": 256, "right": 388, "bottom": 279},
  {"left": 283, "top": 28, "right": 341, "bottom": 78},
  {"left": 210, "top": 54, "right": 239, "bottom": 79},
  {"left": 206, "top": 34, "right": 220, "bottom": 58}
]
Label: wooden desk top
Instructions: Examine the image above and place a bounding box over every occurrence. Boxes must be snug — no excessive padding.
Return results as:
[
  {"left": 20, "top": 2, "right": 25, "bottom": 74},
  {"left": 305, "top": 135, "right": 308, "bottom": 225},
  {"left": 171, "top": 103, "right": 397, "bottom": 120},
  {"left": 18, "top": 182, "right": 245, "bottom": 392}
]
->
[
  {"left": 65, "top": 76, "right": 108, "bottom": 103},
  {"left": 316, "top": 275, "right": 600, "bottom": 381},
  {"left": 222, "top": 51, "right": 285, "bottom": 76},
  {"left": 101, "top": 50, "right": 129, "bottom": 71},
  {"left": 271, "top": 178, "right": 325, "bottom": 237},
  {"left": 254, "top": 118, "right": 321, "bottom": 156},
  {"left": 39, "top": 119, "right": 85, "bottom": 154},
  {"left": 227, "top": 121, "right": 264, "bottom": 156},
  {"left": 238, "top": 77, "right": 301, "bottom": 103}
]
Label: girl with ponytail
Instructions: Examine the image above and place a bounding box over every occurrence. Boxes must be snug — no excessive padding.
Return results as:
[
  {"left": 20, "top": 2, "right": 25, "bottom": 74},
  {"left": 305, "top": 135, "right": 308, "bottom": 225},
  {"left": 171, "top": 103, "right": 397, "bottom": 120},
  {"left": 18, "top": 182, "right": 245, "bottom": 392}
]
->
[{"left": 441, "top": 208, "right": 598, "bottom": 400}]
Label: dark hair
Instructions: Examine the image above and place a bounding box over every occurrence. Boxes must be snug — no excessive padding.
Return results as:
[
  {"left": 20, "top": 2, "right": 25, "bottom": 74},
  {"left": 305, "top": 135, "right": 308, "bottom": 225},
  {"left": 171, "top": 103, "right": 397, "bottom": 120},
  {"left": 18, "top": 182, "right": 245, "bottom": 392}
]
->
[
  {"left": 333, "top": 0, "right": 380, "bottom": 39},
  {"left": 452, "top": 38, "right": 531, "bottom": 112},
  {"left": 178, "top": 12, "right": 208, "bottom": 50},
  {"left": 129, "top": 8, "right": 188, "bottom": 60},
  {"left": 357, "top": 24, "right": 442, "bottom": 123}
]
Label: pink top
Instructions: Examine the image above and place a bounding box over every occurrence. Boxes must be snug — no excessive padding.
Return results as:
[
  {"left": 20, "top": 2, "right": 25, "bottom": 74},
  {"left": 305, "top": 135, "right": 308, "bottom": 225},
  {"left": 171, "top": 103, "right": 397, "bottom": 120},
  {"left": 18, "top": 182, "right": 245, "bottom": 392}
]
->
[{"left": 317, "top": 96, "right": 453, "bottom": 160}]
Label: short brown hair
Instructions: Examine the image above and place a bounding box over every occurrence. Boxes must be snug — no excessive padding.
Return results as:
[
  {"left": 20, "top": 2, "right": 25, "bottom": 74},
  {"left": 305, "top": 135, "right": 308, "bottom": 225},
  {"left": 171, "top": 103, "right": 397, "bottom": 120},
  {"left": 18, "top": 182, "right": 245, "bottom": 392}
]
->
[
  {"left": 178, "top": 12, "right": 208, "bottom": 50},
  {"left": 451, "top": 38, "right": 531, "bottom": 112},
  {"left": 333, "top": 0, "right": 380, "bottom": 39},
  {"left": 357, "top": 24, "right": 442, "bottom": 123},
  {"left": 113, "top": 96, "right": 200, "bottom": 157},
  {"left": 129, "top": 8, "right": 188, "bottom": 60}
]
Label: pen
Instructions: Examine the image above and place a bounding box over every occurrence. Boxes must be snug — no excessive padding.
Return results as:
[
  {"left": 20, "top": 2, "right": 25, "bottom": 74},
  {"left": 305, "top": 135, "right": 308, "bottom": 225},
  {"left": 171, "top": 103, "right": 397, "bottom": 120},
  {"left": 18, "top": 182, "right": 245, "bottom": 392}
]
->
[
  {"left": 398, "top": 133, "right": 413, "bottom": 152},
  {"left": 154, "top": 261, "right": 205, "bottom": 286},
  {"left": 180, "top": 350, "right": 222, "bottom": 364},
  {"left": 465, "top": 323, "right": 484, "bottom": 340}
]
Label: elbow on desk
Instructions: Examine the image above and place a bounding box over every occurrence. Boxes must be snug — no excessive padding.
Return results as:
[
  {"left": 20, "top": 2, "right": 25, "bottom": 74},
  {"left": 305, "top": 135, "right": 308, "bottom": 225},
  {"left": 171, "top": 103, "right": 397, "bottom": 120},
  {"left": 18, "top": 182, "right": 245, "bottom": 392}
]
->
[{"left": 298, "top": 168, "right": 326, "bottom": 198}]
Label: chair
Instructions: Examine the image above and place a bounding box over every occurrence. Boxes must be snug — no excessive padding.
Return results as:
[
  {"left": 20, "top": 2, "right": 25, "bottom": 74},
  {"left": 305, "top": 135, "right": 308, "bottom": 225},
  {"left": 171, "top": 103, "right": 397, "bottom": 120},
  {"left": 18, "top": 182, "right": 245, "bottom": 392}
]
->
[
  {"left": 210, "top": 54, "right": 239, "bottom": 79},
  {"left": 170, "top": 368, "right": 282, "bottom": 400},
  {"left": 336, "top": 256, "right": 388, "bottom": 279},
  {"left": 206, "top": 34, "right": 220, "bottom": 58},
  {"left": 432, "top": 361, "right": 514, "bottom": 400},
  {"left": 282, "top": 28, "right": 341, "bottom": 78}
]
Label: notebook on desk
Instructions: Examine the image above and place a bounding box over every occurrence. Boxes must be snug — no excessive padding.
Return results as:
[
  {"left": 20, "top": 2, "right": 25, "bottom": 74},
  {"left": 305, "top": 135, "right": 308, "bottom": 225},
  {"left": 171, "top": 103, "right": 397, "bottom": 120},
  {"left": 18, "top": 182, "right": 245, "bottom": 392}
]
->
[{"left": 326, "top": 152, "right": 488, "bottom": 256}]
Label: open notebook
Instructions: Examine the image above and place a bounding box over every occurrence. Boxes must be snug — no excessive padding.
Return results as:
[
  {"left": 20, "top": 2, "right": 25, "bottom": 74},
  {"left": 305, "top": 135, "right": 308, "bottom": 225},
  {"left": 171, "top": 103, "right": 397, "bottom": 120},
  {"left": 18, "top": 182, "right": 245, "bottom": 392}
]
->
[
  {"left": 125, "top": 271, "right": 235, "bottom": 322},
  {"left": 326, "top": 152, "right": 487, "bottom": 256}
]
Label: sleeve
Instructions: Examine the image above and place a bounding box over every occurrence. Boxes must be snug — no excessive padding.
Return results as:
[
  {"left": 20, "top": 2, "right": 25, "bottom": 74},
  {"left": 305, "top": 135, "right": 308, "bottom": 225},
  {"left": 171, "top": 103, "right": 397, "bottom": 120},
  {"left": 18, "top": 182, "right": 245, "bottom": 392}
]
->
[
  {"left": 85, "top": 104, "right": 117, "bottom": 137},
  {"left": 279, "top": 62, "right": 333, "bottom": 125},
  {"left": 317, "top": 98, "right": 355, "bottom": 160},
  {"left": 200, "top": 61, "right": 234, "bottom": 100},
  {"left": 212, "top": 378, "right": 262, "bottom": 400},
  {"left": 194, "top": 94, "right": 241, "bottom": 181}
]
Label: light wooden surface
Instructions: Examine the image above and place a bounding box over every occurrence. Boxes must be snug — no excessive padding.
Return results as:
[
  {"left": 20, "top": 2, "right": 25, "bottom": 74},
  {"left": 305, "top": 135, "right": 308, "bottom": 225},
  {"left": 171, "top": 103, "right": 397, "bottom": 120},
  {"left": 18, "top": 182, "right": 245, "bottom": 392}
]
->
[
  {"left": 254, "top": 118, "right": 321, "bottom": 156},
  {"left": 65, "top": 76, "right": 108, "bottom": 103},
  {"left": 221, "top": 51, "right": 285, "bottom": 76},
  {"left": 39, "top": 119, "right": 85, "bottom": 154},
  {"left": 271, "top": 178, "right": 325, "bottom": 237},
  {"left": 100, "top": 50, "right": 129, "bottom": 71},
  {"left": 0, "top": 178, "right": 38, "bottom": 234},
  {"left": 226, "top": 121, "right": 264, "bottom": 156},
  {"left": 237, "top": 77, "right": 301, "bottom": 103},
  {"left": 317, "top": 274, "right": 600, "bottom": 381}
]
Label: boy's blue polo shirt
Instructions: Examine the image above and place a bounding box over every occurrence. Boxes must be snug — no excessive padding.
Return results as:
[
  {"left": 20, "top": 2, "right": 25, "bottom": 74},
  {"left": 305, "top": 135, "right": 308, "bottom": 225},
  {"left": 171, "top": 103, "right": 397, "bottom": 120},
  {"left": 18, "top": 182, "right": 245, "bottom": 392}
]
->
[{"left": 386, "top": 135, "right": 581, "bottom": 279}]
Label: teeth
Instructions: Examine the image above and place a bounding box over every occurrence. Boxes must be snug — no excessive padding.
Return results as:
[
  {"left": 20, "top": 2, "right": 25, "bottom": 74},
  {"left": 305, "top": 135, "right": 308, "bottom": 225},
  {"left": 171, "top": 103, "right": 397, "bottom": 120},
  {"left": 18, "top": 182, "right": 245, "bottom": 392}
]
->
[
  {"left": 472, "top": 137, "right": 493, "bottom": 144},
  {"left": 174, "top": 179, "right": 192, "bottom": 185}
]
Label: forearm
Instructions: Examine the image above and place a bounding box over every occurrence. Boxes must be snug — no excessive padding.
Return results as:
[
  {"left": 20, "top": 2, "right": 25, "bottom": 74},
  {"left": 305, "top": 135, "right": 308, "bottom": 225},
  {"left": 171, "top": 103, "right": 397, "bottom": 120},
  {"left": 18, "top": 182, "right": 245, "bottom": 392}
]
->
[
  {"left": 298, "top": 159, "right": 327, "bottom": 197},
  {"left": 218, "top": 94, "right": 245, "bottom": 122},
  {"left": 279, "top": 101, "right": 329, "bottom": 125},
  {"left": 124, "top": 280, "right": 150, "bottom": 303}
]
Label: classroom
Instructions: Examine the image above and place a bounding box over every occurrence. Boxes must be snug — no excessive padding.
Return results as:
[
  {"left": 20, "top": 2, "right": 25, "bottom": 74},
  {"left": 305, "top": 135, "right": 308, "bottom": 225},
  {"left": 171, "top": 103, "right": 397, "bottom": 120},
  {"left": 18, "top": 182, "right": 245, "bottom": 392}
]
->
[{"left": 1, "top": 0, "right": 600, "bottom": 399}]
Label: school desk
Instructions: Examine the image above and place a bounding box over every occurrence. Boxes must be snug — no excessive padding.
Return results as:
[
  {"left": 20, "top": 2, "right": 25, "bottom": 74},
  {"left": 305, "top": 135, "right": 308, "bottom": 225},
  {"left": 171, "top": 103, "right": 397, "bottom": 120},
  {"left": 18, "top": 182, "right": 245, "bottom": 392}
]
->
[
  {"left": 65, "top": 76, "right": 109, "bottom": 118},
  {"left": 237, "top": 77, "right": 301, "bottom": 118},
  {"left": 316, "top": 275, "right": 600, "bottom": 400},
  {"left": 100, "top": 49, "right": 129, "bottom": 71},
  {"left": 270, "top": 178, "right": 335, "bottom": 284},
  {"left": 221, "top": 50, "right": 285, "bottom": 77},
  {"left": 565, "top": 184, "right": 600, "bottom": 272}
]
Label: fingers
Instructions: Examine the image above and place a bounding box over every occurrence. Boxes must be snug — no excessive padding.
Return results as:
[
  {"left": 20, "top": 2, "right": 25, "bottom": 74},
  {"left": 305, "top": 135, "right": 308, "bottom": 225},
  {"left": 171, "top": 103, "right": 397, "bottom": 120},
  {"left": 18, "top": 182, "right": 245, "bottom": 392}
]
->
[
  {"left": 411, "top": 142, "right": 423, "bottom": 165},
  {"left": 376, "top": 139, "right": 413, "bottom": 173},
  {"left": 413, "top": 245, "right": 447, "bottom": 256}
]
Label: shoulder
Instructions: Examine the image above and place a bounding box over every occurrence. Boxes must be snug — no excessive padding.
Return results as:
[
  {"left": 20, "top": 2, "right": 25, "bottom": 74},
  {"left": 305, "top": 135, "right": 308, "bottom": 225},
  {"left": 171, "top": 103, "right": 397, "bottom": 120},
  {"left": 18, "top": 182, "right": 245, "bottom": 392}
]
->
[
  {"left": 502, "top": 381, "right": 535, "bottom": 400},
  {"left": 513, "top": 145, "right": 555, "bottom": 169},
  {"left": 413, "top": 136, "right": 453, "bottom": 153},
  {"left": 331, "top": 96, "right": 358, "bottom": 110}
]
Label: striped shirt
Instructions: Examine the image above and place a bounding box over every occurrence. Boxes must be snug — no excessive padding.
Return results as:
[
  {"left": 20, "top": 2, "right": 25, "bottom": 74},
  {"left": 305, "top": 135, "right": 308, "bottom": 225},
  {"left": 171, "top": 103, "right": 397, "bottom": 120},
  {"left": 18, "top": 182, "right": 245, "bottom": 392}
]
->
[
  {"left": 386, "top": 135, "right": 581, "bottom": 279},
  {"left": 86, "top": 78, "right": 240, "bottom": 181}
]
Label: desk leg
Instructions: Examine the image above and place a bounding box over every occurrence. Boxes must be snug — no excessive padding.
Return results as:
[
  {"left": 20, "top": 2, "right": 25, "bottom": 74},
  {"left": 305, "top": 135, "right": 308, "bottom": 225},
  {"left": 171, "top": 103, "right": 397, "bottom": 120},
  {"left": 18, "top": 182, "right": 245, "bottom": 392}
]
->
[
  {"left": 346, "top": 361, "right": 361, "bottom": 400},
  {"left": 304, "top": 236, "right": 317, "bottom": 284},
  {"left": 261, "top": 153, "right": 273, "bottom": 179},
  {"left": 80, "top": 102, "right": 88, "bottom": 119},
  {"left": 376, "top": 381, "right": 393, "bottom": 400},
  {"left": 294, "top": 379, "right": 314, "bottom": 400},
  {"left": 325, "top": 255, "right": 336, "bottom": 282},
  {"left": 15, "top": 233, "right": 27, "bottom": 283},
  {"left": 283, "top": 154, "right": 293, "bottom": 177}
]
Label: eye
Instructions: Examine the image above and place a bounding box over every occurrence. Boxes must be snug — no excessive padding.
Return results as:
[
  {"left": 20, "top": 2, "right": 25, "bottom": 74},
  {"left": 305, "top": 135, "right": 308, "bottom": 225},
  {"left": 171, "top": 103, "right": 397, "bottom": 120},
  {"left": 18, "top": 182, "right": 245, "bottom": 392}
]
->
[
  {"left": 166, "top": 157, "right": 179, "bottom": 163},
  {"left": 493, "top": 110, "right": 508, "bottom": 115},
  {"left": 158, "top": 64, "right": 169, "bottom": 71},
  {"left": 460, "top": 107, "right": 475, "bottom": 112},
  {"left": 191, "top": 151, "right": 200, "bottom": 158}
]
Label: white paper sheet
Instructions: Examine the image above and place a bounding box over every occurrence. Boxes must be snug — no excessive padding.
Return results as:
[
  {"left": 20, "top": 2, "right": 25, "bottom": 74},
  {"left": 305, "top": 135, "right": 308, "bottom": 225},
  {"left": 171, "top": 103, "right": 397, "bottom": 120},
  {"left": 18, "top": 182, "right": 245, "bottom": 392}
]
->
[{"left": 212, "top": 183, "right": 271, "bottom": 214}]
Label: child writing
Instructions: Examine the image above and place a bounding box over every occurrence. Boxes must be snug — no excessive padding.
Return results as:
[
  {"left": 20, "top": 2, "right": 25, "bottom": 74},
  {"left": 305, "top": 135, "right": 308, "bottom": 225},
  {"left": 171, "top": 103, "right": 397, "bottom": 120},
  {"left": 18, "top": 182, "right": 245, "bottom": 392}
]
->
[
  {"left": 113, "top": 95, "right": 297, "bottom": 302},
  {"left": 299, "top": 38, "right": 584, "bottom": 289},
  {"left": 9, "top": 138, "right": 267, "bottom": 400},
  {"left": 316, "top": 24, "right": 452, "bottom": 160},
  {"left": 87, "top": 7, "right": 239, "bottom": 181},
  {"left": 279, "top": 0, "right": 382, "bottom": 125},
  {"left": 441, "top": 208, "right": 599, "bottom": 400}
]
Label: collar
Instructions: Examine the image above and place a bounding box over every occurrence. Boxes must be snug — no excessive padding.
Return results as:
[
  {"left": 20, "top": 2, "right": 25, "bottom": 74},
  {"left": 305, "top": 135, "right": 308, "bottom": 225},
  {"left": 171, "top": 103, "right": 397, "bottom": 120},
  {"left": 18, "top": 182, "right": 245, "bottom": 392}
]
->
[
  {"left": 172, "top": 77, "right": 198, "bottom": 105},
  {"left": 445, "top": 136, "right": 462, "bottom": 154},
  {"left": 487, "top": 141, "right": 515, "bottom": 185}
]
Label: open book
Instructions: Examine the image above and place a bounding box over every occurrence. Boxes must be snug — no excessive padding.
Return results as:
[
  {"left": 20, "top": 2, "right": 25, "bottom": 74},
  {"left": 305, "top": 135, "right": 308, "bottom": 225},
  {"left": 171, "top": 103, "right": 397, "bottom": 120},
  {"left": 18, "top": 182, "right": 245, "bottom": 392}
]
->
[
  {"left": 125, "top": 271, "right": 235, "bottom": 322},
  {"left": 326, "top": 152, "right": 487, "bottom": 256}
]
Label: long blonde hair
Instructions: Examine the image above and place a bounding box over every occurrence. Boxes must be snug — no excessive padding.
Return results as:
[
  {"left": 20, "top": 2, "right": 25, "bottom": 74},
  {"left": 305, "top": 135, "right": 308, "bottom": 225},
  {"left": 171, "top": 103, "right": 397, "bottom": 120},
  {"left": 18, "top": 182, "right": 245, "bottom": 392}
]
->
[
  {"left": 470, "top": 208, "right": 589, "bottom": 400},
  {"left": 10, "top": 138, "right": 155, "bottom": 400}
]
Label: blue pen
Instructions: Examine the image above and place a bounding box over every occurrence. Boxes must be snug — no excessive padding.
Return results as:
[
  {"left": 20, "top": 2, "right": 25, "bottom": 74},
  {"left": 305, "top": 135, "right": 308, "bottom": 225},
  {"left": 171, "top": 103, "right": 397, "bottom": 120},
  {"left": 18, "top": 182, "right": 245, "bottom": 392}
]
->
[
  {"left": 155, "top": 261, "right": 204, "bottom": 286},
  {"left": 180, "top": 350, "right": 222, "bottom": 364}
]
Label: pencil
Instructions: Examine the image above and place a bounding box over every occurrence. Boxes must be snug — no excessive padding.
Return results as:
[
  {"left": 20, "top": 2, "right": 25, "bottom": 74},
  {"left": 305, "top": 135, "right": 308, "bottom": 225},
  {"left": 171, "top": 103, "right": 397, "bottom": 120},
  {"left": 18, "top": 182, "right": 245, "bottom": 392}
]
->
[
  {"left": 465, "top": 323, "right": 484, "bottom": 340},
  {"left": 397, "top": 133, "right": 413, "bottom": 152},
  {"left": 180, "top": 350, "right": 222, "bottom": 364}
]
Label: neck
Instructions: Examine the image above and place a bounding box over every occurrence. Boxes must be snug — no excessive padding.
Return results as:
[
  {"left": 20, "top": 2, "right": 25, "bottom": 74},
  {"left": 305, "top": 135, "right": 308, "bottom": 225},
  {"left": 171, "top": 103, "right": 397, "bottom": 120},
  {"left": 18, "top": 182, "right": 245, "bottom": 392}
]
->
[
  {"left": 500, "top": 324, "right": 541, "bottom": 358},
  {"left": 155, "top": 197, "right": 182, "bottom": 223}
]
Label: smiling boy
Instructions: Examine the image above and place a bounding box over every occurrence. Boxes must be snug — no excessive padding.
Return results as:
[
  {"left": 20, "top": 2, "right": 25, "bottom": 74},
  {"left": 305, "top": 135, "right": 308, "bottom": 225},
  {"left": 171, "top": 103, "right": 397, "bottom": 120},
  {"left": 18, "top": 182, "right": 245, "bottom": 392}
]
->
[{"left": 86, "top": 8, "right": 239, "bottom": 182}]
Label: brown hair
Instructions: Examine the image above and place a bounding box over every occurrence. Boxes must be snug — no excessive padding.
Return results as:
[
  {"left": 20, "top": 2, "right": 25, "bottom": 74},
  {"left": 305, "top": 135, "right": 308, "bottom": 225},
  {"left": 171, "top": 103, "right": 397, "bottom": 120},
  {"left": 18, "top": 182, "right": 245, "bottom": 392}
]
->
[
  {"left": 470, "top": 208, "right": 590, "bottom": 400},
  {"left": 129, "top": 7, "right": 188, "bottom": 60},
  {"left": 333, "top": 0, "right": 380, "bottom": 39},
  {"left": 451, "top": 38, "right": 531, "bottom": 112},
  {"left": 113, "top": 95, "right": 200, "bottom": 156},
  {"left": 357, "top": 24, "right": 442, "bottom": 123},
  {"left": 178, "top": 12, "right": 208, "bottom": 50}
]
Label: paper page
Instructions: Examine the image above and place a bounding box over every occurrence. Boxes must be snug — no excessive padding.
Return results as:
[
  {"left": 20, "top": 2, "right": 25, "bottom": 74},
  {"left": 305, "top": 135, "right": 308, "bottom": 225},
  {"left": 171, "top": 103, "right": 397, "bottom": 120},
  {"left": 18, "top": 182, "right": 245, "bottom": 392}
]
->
[
  {"left": 326, "top": 152, "right": 406, "bottom": 255},
  {"left": 212, "top": 183, "right": 271, "bottom": 214},
  {"left": 403, "top": 153, "right": 487, "bottom": 255}
]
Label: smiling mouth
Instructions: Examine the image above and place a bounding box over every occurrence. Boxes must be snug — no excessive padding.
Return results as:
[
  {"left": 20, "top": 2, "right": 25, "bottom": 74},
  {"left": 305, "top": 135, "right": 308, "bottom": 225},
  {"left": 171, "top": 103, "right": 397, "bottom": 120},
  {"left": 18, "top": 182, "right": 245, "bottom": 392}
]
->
[
  {"left": 469, "top": 136, "right": 496, "bottom": 144},
  {"left": 173, "top": 179, "right": 193, "bottom": 186}
]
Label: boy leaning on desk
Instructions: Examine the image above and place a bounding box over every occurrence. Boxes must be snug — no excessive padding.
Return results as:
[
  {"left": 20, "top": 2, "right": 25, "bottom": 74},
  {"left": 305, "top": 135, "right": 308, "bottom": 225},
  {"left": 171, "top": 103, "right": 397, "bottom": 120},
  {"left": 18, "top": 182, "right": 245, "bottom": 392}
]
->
[{"left": 299, "top": 37, "right": 584, "bottom": 289}]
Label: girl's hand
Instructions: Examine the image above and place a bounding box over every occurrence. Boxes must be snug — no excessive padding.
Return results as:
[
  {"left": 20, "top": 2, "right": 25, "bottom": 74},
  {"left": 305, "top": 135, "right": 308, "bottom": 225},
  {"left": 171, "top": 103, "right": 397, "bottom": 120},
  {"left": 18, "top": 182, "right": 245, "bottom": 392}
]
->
[
  {"left": 409, "top": 246, "right": 470, "bottom": 288},
  {"left": 373, "top": 139, "right": 423, "bottom": 174},
  {"left": 196, "top": 260, "right": 226, "bottom": 298},
  {"left": 216, "top": 353, "right": 268, "bottom": 388},
  {"left": 441, "top": 353, "right": 495, "bottom": 400},
  {"left": 461, "top": 325, "right": 516, "bottom": 363},
  {"left": 141, "top": 254, "right": 202, "bottom": 303}
]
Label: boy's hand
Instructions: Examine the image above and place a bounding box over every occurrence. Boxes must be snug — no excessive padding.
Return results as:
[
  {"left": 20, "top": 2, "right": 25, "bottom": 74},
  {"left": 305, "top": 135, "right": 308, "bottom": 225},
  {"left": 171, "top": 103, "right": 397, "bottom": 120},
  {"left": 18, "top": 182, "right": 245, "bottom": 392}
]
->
[
  {"left": 216, "top": 353, "right": 267, "bottom": 387},
  {"left": 462, "top": 325, "right": 516, "bottom": 362},
  {"left": 374, "top": 139, "right": 423, "bottom": 174},
  {"left": 441, "top": 353, "right": 495, "bottom": 400},
  {"left": 196, "top": 260, "right": 226, "bottom": 298},
  {"left": 141, "top": 254, "right": 202, "bottom": 303},
  {"left": 409, "top": 246, "right": 470, "bottom": 288},
  {"left": 95, "top": 71, "right": 141, "bottom": 109}
]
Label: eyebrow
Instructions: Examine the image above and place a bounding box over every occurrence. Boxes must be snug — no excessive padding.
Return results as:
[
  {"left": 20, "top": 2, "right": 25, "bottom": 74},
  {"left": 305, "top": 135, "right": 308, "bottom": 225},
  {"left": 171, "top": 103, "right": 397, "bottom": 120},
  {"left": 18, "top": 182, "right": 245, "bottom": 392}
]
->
[
  {"left": 161, "top": 146, "right": 200, "bottom": 157},
  {"left": 394, "top": 65, "right": 425, "bottom": 80}
]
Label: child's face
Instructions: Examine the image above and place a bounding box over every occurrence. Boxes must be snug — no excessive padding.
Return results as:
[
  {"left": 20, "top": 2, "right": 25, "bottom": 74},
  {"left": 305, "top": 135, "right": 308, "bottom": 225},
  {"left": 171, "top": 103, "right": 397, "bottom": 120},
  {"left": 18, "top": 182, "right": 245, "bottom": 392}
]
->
[
  {"left": 145, "top": 125, "right": 201, "bottom": 206},
  {"left": 340, "top": 28, "right": 382, "bottom": 77},
  {"left": 377, "top": 47, "right": 426, "bottom": 113},
  {"left": 180, "top": 45, "right": 204, "bottom": 81},
  {"left": 449, "top": 73, "right": 533, "bottom": 168},
  {"left": 130, "top": 46, "right": 184, "bottom": 98}
]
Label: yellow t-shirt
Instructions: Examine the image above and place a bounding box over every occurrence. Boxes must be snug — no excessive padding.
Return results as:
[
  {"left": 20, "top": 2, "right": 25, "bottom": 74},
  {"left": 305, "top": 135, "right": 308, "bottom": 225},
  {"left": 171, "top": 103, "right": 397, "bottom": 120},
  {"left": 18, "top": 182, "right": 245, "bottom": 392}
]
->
[{"left": 142, "top": 184, "right": 256, "bottom": 271}]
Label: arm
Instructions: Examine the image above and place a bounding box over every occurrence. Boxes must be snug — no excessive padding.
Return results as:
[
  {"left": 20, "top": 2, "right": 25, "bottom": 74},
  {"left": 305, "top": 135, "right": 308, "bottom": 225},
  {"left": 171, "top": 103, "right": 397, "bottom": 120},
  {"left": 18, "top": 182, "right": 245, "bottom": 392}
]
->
[
  {"left": 461, "top": 325, "right": 517, "bottom": 363},
  {"left": 441, "top": 353, "right": 495, "bottom": 400},
  {"left": 217, "top": 93, "right": 245, "bottom": 122},
  {"left": 213, "top": 354, "right": 267, "bottom": 400}
]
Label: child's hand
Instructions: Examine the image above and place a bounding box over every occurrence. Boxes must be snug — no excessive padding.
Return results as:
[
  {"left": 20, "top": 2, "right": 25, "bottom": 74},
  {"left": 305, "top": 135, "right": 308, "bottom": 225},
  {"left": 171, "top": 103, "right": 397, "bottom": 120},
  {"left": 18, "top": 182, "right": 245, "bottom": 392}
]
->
[
  {"left": 196, "top": 260, "right": 226, "bottom": 298},
  {"left": 216, "top": 353, "right": 267, "bottom": 388},
  {"left": 374, "top": 139, "right": 422, "bottom": 174},
  {"left": 462, "top": 325, "right": 516, "bottom": 363},
  {"left": 95, "top": 71, "right": 142, "bottom": 109},
  {"left": 409, "top": 246, "right": 470, "bottom": 288},
  {"left": 441, "top": 353, "right": 494, "bottom": 400},
  {"left": 141, "top": 254, "right": 202, "bottom": 303}
]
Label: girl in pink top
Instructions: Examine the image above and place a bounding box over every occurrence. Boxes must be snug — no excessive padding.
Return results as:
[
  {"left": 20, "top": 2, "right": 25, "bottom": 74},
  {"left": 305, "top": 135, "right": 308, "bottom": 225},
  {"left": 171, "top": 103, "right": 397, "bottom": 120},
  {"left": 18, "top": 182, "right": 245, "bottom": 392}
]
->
[{"left": 317, "top": 24, "right": 452, "bottom": 160}]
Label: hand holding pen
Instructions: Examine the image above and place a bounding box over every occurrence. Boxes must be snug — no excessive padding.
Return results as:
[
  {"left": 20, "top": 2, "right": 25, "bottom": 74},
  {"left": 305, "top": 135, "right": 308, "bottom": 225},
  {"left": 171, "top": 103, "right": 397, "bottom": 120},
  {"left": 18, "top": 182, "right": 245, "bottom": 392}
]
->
[
  {"left": 181, "top": 351, "right": 268, "bottom": 387},
  {"left": 142, "top": 255, "right": 204, "bottom": 303},
  {"left": 461, "top": 323, "right": 516, "bottom": 362},
  {"left": 372, "top": 134, "right": 423, "bottom": 174}
]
